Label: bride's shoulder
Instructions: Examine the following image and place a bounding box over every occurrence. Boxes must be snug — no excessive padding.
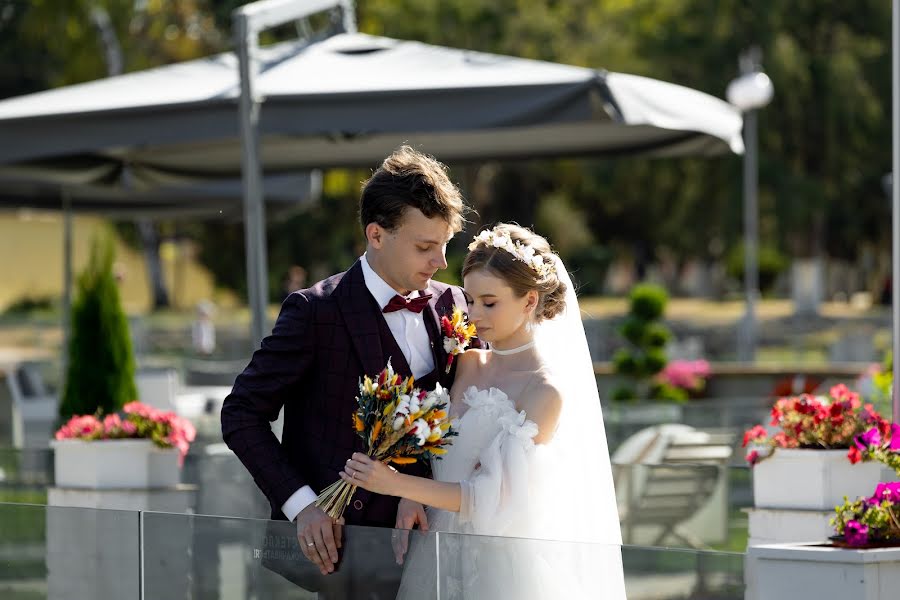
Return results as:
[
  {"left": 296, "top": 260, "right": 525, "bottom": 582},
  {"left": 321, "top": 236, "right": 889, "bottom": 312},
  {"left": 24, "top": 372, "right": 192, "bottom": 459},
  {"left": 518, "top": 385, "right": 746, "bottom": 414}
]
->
[
  {"left": 519, "top": 377, "right": 563, "bottom": 444},
  {"left": 457, "top": 348, "right": 489, "bottom": 369}
]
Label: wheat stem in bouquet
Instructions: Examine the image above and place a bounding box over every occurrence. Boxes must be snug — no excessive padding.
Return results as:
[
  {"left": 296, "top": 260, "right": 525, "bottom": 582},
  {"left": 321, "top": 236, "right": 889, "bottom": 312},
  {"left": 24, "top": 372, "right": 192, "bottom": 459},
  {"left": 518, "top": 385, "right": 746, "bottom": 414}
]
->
[{"left": 314, "top": 360, "right": 456, "bottom": 520}]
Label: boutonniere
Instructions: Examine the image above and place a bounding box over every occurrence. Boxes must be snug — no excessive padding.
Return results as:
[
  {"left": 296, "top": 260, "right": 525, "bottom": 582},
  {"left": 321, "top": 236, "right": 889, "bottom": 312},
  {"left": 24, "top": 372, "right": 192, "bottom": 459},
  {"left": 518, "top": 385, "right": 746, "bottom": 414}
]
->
[{"left": 440, "top": 305, "right": 477, "bottom": 374}]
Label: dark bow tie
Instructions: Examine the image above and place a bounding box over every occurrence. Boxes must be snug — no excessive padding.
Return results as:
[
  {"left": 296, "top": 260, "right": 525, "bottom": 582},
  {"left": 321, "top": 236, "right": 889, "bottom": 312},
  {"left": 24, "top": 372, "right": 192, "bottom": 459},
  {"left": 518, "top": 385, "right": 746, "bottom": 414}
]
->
[{"left": 383, "top": 293, "right": 432, "bottom": 314}]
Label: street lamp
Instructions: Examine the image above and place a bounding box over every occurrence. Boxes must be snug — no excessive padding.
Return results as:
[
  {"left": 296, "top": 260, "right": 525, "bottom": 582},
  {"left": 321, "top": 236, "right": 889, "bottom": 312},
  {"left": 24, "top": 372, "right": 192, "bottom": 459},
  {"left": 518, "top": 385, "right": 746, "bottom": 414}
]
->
[{"left": 727, "top": 48, "right": 774, "bottom": 363}]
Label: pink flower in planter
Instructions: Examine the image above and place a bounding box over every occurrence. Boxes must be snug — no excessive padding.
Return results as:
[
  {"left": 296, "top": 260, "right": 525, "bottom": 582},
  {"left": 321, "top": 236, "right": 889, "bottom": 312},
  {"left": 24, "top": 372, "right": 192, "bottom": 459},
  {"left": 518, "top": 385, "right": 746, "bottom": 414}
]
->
[
  {"left": 856, "top": 427, "right": 882, "bottom": 451},
  {"left": 742, "top": 425, "right": 768, "bottom": 448},
  {"left": 54, "top": 401, "right": 196, "bottom": 464},
  {"left": 745, "top": 450, "right": 760, "bottom": 465},
  {"left": 871, "top": 481, "right": 900, "bottom": 504},
  {"left": 845, "top": 520, "right": 869, "bottom": 547},
  {"left": 103, "top": 414, "right": 123, "bottom": 436},
  {"left": 55, "top": 415, "right": 103, "bottom": 440},
  {"left": 657, "top": 360, "right": 710, "bottom": 393},
  {"left": 123, "top": 401, "right": 158, "bottom": 420},
  {"left": 890, "top": 423, "right": 900, "bottom": 452}
]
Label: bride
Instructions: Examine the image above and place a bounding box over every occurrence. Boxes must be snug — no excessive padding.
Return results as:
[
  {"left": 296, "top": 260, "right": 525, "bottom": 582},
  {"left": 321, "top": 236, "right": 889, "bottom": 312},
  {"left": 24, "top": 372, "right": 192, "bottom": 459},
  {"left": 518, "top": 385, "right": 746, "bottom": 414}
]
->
[{"left": 342, "top": 223, "right": 627, "bottom": 599}]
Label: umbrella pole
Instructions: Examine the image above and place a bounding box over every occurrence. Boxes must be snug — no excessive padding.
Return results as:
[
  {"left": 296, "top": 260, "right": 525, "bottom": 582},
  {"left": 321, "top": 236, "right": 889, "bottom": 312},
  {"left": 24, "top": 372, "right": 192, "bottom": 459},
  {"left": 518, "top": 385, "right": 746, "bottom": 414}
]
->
[
  {"left": 233, "top": 0, "right": 358, "bottom": 349},
  {"left": 235, "top": 12, "right": 269, "bottom": 349},
  {"left": 893, "top": 0, "right": 900, "bottom": 424},
  {"left": 61, "top": 188, "right": 72, "bottom": 383}
]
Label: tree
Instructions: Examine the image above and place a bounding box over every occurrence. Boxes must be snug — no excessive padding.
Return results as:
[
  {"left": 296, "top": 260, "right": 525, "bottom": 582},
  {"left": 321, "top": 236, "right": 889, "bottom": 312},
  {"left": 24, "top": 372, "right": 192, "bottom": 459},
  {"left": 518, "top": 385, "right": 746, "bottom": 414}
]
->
[{"left": 60, "top": 236, "right": 138, "bottom": 419}]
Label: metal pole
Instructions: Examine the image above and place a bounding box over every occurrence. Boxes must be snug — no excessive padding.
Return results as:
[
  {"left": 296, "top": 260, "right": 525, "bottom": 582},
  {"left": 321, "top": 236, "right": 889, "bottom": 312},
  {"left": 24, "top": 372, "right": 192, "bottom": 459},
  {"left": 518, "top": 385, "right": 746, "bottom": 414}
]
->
[
  {"left": 741, "top": 109, "right": 759, "bottom": 363},
  {"left": 892, "top": 0, "right": 900, "bottom": 424},
  {"left": 61, "top": 189, "right": 73, "bottom": 382},
  {"left": 233, "top": 1, "right": 357, "bottom": 348},
  {"left": 235, "top": 13, "right": 269, "bottom": 349}
]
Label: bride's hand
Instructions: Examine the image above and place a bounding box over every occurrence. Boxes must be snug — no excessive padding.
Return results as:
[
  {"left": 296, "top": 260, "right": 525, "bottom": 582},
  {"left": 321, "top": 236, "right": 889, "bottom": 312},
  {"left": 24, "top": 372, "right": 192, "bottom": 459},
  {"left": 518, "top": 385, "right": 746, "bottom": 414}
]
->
[{"left": 341, "top": 453, "right": 399, "bottom": 495}]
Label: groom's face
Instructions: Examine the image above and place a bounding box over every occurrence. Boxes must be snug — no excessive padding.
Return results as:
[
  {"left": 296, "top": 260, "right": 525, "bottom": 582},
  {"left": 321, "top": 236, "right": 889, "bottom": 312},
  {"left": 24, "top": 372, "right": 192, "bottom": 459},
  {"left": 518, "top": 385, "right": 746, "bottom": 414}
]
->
[{"left": 367, "top": 207, "right": 453, "bottom": 294}]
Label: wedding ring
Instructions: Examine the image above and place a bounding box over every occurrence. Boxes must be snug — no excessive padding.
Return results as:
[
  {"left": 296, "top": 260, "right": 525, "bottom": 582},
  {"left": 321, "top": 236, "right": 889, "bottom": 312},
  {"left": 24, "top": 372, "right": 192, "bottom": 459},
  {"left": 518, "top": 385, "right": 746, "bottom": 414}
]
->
[{"left": 307, "top": 541, "right": 315, "bottom": 547}]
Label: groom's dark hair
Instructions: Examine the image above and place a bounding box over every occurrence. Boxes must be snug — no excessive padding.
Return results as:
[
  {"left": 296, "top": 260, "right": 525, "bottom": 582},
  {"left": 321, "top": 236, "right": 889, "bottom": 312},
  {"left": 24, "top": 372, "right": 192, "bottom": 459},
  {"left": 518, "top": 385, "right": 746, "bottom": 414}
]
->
[{"left": 360, "top": 145, "right": 467, "bottom": 234}]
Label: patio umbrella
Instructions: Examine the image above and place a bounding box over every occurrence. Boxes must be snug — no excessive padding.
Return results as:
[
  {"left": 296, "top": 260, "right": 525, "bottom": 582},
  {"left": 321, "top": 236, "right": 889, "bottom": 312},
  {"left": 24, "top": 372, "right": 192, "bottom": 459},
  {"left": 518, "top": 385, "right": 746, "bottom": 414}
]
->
[{"left": 0, "top": 31, "right": 744, "bottom": 344}]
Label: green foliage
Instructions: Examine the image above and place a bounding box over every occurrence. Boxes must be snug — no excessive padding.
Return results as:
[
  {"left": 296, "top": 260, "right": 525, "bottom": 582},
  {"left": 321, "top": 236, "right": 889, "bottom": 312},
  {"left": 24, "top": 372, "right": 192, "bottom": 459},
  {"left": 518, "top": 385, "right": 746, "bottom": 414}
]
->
[
  {"left": 643, "top": 322, "right": 673, "bottom": 349},
  {"left": 59, "top": 236, "right": 137, "bottom": 420},
  {"left": 629, "top": 284, "right": 668, "bottom": 322},
  {"left": 2, "top": 295, "right": 55, "bottom": 316},
  {"left": 612, "top": 349, "right": 638, "bottom": 377},
  {"left": 725, "top": 243, "right": 789, "bottom": 293},
  {"left": 613, "top": 283, "right": 675, "bottom": 402},
  {"left": 651, "top": 382, "right": 690, "bottom": 403},
  {"left": 642, "top": 347, "right": 668, "bottom": 375},
  {"left": 611, "top": 386, "right": 637, "bottom": 403}
]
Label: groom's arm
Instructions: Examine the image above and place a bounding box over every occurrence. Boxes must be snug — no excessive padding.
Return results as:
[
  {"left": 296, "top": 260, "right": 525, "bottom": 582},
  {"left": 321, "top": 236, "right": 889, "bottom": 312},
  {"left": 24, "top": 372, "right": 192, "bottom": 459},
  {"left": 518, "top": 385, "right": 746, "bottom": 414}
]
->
[{"left": 221, "top": 292, "right": 314, "bottom": 514}]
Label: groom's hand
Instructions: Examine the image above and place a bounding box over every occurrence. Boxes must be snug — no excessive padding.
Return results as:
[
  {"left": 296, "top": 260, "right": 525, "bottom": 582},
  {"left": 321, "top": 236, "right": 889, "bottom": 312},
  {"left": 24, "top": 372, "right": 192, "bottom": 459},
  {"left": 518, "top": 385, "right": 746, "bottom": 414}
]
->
[
  {"left": 296, "top": 504, "right": 342, "bottom": 575},
  {"left": 393, "top": 499, "right": 429, "bottom": 565}
]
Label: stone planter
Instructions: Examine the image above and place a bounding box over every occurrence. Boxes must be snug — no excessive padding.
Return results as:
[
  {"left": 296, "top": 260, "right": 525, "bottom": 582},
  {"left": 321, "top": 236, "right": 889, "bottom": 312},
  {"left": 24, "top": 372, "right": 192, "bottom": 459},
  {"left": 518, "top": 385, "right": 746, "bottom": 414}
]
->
[
  {"left": 747, "top": 542, "right": 900, "bottom": 600},
  {"left": 752, "top": 448, "right": 897, "bottom": 510},
  {"left": 51, "top": 439, "right": 179, "bottom": 489}
]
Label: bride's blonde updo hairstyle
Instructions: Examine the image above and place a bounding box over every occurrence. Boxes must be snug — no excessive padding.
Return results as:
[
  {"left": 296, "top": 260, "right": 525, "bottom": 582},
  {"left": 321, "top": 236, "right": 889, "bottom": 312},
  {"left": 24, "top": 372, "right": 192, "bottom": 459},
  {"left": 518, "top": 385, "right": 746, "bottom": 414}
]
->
[{"left": 462, "top": 223, "right": 566, "bottom": 322}]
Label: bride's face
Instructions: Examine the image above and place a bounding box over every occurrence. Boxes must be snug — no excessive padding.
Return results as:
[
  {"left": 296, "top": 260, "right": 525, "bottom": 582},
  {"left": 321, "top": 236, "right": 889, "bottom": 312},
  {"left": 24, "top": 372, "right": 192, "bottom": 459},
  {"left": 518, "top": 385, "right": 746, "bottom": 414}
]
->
[{"left": 463, "top": 269, "right": 537, "bottom": 344}]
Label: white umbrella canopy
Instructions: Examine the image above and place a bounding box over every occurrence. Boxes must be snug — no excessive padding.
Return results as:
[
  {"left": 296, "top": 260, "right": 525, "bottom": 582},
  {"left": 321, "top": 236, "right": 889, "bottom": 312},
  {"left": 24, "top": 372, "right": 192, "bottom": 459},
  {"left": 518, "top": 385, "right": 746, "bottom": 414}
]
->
[{"left": 0, "top": 32, "right": 743, "bottom": 179}]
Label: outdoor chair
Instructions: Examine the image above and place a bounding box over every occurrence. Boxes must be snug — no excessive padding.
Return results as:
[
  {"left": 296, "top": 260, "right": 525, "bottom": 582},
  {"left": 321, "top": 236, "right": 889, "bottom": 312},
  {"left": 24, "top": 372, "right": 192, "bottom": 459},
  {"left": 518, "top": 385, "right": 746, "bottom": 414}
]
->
[{"left": 612, "top": 424, "right": 737, "bottom": 548}]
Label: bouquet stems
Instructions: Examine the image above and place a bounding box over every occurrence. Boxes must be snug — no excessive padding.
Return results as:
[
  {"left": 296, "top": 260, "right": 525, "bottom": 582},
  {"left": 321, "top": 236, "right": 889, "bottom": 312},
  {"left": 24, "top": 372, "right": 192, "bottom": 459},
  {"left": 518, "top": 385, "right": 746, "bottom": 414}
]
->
[{"left": 315, "top": 479, "right": 358, "bottom": 520}]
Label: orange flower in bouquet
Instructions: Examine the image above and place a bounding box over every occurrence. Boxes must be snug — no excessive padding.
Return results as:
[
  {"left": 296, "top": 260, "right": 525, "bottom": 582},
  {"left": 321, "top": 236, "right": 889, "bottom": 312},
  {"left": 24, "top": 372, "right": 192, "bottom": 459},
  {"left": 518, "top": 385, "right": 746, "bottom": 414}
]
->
[{"left": 315, "top": 360, "right": 456, "bottom": 519}]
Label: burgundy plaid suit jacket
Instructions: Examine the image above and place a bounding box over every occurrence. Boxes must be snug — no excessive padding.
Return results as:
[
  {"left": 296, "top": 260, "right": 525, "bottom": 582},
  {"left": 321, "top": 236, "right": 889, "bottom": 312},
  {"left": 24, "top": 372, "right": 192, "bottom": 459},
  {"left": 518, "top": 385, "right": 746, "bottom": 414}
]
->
[{"left": 221, "top": 259, "right": 470, "bottom": 526}]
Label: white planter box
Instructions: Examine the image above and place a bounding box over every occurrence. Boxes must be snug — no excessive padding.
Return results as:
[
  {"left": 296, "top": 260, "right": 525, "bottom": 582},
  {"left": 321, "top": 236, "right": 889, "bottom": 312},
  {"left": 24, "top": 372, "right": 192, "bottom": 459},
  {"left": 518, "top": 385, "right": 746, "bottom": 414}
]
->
[
  {"left": 747, "top": 542, "right": 900, "bottom": 600},
  {"left": 753, "top": 448, "right": 897, "bottom": 510},
  {"left": 52, "top": 439, "right": 179, "bottom": 489},
  {"left": 745, "top": 507, "right": 835, "bottom": 546}
]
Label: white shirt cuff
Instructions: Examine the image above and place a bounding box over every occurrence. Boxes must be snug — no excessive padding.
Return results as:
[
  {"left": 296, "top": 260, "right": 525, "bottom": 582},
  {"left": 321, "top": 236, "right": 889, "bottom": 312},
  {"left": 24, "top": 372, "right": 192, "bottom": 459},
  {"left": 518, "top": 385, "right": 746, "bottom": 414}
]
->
[{"left": 282, "top": 485, "right": 318, "bottom": 522}]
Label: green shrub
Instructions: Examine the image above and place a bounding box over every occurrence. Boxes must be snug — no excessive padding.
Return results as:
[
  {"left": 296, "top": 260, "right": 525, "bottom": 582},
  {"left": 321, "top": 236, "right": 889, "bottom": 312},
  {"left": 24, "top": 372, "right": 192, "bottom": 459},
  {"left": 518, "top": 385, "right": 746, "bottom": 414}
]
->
[
  {"left": 725, "top": 243, "right": 788, "bottom": 293},
  {"left": 59, "top": 237, "right": 137, "bottom": 420},
  {"left": 612, "top": 283, "right": 676, "bottom": 402},
  {"left": 629, "top": 284, "right": 668, "bottom": 321},
  {"left": 2, "top": 295, "right": 55, "bottom": 316}
]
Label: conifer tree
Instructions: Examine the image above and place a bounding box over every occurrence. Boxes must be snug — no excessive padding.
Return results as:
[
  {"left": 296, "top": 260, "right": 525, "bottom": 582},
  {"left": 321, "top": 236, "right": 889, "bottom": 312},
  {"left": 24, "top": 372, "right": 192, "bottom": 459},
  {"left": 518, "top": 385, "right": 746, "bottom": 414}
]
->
[{"left": 60, "top": 236, "right": 137, "bottom": 419}]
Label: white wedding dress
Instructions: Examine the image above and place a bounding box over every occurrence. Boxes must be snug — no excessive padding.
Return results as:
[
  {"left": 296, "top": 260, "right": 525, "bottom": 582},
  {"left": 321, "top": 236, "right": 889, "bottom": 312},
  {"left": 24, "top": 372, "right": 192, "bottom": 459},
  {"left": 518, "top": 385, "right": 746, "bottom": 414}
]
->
[{"left": 396, "top": 385, "right": 627, "bottom": 600}]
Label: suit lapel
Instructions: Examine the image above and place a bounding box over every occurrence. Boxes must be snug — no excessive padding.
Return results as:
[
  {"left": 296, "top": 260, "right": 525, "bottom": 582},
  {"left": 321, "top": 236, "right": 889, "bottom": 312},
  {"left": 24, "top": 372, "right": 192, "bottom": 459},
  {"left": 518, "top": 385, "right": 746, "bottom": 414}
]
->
[{"left": 334, "top": 260, "right": 388, "bottom": 379}]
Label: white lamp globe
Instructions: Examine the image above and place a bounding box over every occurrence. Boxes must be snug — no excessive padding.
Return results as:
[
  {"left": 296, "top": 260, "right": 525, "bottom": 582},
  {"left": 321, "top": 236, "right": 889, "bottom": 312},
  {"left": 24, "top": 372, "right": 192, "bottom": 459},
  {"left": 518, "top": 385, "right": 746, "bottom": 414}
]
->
[{"left": 726, "top": 72, "right": 774, "bottom": 112}]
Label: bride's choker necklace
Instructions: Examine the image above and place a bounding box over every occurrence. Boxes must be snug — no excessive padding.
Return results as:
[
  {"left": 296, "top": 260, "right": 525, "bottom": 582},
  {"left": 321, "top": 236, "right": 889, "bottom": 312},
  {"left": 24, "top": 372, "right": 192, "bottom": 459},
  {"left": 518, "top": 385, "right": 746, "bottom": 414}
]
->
[{"left": 490, "top": 340, "right": 536, "bottom": 356}]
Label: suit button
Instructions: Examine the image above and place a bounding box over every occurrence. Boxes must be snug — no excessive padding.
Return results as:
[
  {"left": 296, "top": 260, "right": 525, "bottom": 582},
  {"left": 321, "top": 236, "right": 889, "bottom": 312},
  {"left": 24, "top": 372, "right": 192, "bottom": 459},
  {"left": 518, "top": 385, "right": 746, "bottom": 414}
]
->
[{"left": 353, "top": 500, "right": 364, "bottom": 511}]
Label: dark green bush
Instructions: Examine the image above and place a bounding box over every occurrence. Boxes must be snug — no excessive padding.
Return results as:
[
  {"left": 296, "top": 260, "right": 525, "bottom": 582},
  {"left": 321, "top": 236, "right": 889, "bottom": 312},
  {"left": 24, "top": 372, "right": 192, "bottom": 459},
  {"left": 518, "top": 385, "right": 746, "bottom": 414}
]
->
[
  {"left": 59, "top": 237, "right": 137, "bottom": 420},
  {"left": 2, "top": 295, "right": 55, "bottom": 316},
  {"left": 725, "top": 243, "right": 788, "bottom": 293},
  {"left": 629, "top": 284, "right": 668, "bottom": 321},
  {"left": 612, "top": 283, "right": 675, "bottom": 402}
]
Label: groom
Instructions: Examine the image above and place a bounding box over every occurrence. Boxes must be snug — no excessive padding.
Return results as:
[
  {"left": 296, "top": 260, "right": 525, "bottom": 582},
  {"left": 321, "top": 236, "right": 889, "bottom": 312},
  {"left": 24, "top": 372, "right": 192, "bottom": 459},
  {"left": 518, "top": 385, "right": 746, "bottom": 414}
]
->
[{"left": 221, "top": 146, "right": 471, "bottom": 595}]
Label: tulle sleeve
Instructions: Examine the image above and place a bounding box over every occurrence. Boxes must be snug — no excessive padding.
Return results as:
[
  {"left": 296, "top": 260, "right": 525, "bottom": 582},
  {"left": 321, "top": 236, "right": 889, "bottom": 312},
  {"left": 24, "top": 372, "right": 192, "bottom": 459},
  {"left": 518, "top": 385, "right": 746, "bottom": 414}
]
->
[{"left": 457, "top": 409, "right": 540, "bottom": 536}]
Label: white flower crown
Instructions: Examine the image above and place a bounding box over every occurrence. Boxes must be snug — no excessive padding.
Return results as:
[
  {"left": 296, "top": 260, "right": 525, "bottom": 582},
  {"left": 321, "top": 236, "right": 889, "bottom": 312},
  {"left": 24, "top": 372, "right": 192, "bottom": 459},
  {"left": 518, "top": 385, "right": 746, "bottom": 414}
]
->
[{"left": 468, "top": 228, "right": 556, "bottom": 277}]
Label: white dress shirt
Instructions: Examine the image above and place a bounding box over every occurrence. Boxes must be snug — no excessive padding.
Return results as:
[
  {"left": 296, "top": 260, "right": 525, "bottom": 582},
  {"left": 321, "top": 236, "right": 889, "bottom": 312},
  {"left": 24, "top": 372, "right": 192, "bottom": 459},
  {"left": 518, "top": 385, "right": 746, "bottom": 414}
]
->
[{"left": 281, "top": 254, "right": 436, "bottom": 521}]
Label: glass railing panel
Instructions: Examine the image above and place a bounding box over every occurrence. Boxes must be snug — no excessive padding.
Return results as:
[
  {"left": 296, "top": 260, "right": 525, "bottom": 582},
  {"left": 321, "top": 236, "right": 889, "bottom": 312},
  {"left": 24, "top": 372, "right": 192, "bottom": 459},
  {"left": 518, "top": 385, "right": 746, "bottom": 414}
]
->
[
  {"left": 141, "top": 510, "right": 744, "bottom": 600},
  {"left": 432, "top": 531, "right": 626, "bottom": 599},
  {"left": 426, "top": 529, "right": 744, "bottom": 600},
  {"left": 621, "top": 545, "right": 745, "bottom": 600},
  {"left": 140, "top": 512, "right": 439, "bottom": 599},
  {"left": 613, "top": 462, "right": 752, "bottom": 552},
  {"left": 0, "top": 501, "right": 141, "bottom": 600}
]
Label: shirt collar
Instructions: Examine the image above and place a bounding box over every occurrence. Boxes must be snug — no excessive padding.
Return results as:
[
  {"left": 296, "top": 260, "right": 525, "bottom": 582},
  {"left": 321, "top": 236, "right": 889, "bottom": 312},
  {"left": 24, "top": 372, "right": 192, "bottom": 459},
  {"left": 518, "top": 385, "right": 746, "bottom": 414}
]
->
[{"left": 360, "top": 254, "right": 420, "bottom": 310}]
